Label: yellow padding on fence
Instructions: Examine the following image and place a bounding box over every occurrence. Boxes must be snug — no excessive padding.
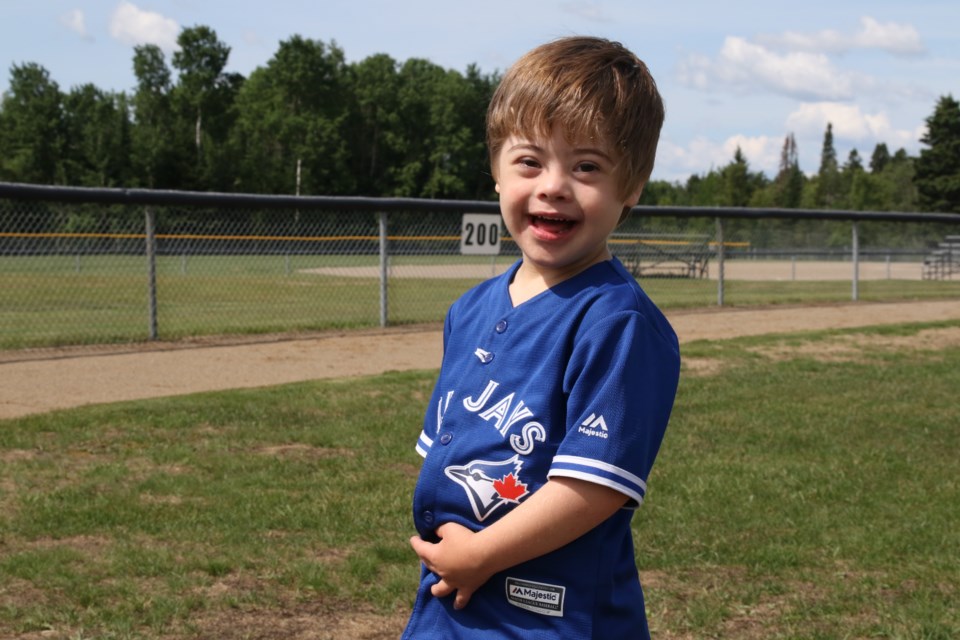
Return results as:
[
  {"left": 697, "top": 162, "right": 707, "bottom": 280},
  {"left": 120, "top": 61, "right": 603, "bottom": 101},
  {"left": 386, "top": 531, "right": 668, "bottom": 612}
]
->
[
  {"left": 1, "top": 231, "right": 749, "bottom": 247},
  {"left": 2, "top": 231, "right": 456, "bottom": 242}
]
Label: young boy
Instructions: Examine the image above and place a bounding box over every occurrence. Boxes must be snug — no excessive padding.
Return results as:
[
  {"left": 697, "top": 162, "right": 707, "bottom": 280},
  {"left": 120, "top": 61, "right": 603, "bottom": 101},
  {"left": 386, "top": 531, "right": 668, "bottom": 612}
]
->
[{"left": 403, "top": 36, "right": 680, "bottom": 639}]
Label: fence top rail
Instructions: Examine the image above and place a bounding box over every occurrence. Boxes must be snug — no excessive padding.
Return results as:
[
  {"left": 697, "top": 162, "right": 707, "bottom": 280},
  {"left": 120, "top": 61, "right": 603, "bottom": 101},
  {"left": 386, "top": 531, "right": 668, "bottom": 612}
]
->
[
  {"left": 0, "top": 182, "right": 503, "bottom": 214},
  {"left": 2, "top": 181, "right": 960, "bottom": 225}
]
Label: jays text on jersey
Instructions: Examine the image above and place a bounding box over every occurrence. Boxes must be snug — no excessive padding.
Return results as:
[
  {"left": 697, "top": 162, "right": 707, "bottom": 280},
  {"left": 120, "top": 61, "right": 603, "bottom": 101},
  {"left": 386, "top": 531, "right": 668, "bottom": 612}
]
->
[{"left": 403, "top": 257, "right": 680, "bottom": 640}]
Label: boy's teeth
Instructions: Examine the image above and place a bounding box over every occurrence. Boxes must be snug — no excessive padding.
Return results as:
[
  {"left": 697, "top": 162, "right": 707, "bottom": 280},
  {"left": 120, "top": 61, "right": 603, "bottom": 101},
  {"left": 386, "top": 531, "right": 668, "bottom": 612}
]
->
[{"left": 532, "top": 215, "right": 575, "bottom": 231}]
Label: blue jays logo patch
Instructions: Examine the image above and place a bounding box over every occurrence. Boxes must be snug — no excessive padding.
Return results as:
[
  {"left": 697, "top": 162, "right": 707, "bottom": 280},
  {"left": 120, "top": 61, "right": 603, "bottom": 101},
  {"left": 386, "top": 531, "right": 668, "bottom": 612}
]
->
[{"left": 444, "top": 454, "right": 530, "bottom": 522}]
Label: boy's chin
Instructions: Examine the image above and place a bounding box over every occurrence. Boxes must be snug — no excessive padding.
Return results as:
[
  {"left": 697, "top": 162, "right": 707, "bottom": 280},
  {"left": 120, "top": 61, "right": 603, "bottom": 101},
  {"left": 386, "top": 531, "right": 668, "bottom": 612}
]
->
[{"left": 519, "top": 248, "right": 610, "bottom": 277}]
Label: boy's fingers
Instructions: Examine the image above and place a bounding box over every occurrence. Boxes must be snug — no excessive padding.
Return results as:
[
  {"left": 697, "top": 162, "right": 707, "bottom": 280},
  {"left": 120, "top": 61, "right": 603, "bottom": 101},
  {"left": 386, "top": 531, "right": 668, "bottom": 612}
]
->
[
  {"left": 408, "top": 535, "right": 424, "bottom": 556},
  {"left": 435, "top": 522, "right": 469, "bottom": 539},
  {"left": 431, "top": 578, "right": 456, "bottom": 599},
  {"left": 453, "top": 588, "right": 475, "bottom": 610},
  {"left": 432, "top": 579, "right": 475, "bottom": 610},
  {"left": 409, "top": 536, "right": 435, "bottom": 570}
]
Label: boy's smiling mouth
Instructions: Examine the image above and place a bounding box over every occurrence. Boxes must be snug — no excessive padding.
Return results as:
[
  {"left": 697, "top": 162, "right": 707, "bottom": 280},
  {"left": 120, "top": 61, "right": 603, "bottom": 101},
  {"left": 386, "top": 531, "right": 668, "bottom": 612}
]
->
[{"left": 528, "top": 214, "right": 577, "bottom": 238}]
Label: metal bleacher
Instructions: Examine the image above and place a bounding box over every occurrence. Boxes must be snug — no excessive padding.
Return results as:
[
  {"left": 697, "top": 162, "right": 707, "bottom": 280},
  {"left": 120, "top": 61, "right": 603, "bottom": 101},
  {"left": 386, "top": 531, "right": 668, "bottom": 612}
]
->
[
  {"left": 611, "top": 233, "right": 712, "bottom": 279},
  {"left": 922, "top": 235, "right": 960, "bottom": 280}
]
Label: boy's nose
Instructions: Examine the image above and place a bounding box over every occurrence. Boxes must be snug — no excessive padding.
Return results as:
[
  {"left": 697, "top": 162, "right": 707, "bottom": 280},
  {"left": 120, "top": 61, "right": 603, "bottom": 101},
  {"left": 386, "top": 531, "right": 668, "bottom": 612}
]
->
[{"left": 537, "top": 171, "right": 571, "bottom": 200}]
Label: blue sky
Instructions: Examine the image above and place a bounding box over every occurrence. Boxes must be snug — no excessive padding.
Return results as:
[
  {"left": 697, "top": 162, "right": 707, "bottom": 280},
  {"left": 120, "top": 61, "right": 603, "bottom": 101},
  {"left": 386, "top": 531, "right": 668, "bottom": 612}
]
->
[{"left": 2, "top": 1, "right": 957, "bottom": 184}]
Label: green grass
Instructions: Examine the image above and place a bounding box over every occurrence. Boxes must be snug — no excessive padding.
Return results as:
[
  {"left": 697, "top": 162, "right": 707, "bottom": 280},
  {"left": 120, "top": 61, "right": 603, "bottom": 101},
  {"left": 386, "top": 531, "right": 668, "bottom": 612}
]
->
[
  {"left": 0, "top": 255, "right": 488, "bottom": 348},
  {"left": 2, "top": 254, "right": 959, "bottom": 349},
  {"left": 0, "top": 371, "right": 432, "bottom": 638},
  {"left": 1, "top": 321, "right": 958, "bottom": 638},
  {"left": 641, "top": 322, "right": 960, "bottom": 638}
]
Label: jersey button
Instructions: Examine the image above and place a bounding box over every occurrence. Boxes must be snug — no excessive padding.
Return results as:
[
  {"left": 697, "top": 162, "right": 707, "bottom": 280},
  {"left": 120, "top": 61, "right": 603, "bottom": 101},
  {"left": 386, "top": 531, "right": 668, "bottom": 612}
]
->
[
  {"left": 481, "top": 352, "right": 494, "bottom": 364},
  {"left": 495, "top": 319, "right": 508, "bottom": 333},
  {"left": 423, "top": 511, "right": 434, "bottom": 525},
  {"left": 439, "top": 433, "right": 453, "bottom": 445}
]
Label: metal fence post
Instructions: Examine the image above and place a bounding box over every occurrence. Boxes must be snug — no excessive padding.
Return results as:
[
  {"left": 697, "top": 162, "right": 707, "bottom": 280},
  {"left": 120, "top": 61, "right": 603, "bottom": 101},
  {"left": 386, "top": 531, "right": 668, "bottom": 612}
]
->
[
  {"left": 852, "top": 221, "right": 860, "bottom": 302},
  {"left": 145, "top": 206, "right": 158, "bottom": 340},
  {"left": 716, "top": 217, "right": 725, "bottom": 306},
  {"left": 378, "top": 211, "right": 388, "bottom": 327}
]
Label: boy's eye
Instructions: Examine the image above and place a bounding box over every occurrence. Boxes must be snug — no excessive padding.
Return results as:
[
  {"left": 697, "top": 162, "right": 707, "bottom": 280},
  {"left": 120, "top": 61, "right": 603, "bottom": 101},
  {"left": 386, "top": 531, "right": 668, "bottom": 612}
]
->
[
  {"left": 518, "top": 157, "right": 541, "bottom": 168},
  {"left": 577, "top": 162, "right": 600, "bottom": 173}
]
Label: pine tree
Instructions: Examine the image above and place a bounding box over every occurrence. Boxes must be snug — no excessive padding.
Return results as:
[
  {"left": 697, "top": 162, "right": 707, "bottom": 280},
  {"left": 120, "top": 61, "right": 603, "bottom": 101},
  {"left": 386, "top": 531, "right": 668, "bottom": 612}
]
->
[
  {"left": 844, "top": 148, "right": 863, "bottom": 173},
  {"left": 722, "top": 147, "right": 751, "bottom": 207},
  {"left": 870, "top": 143, "right": 890, "bottom": 174},
  {"left": 775, "top": 133, "right": 803, "bottom": 208},
  {"left": 816, "top": 123, "right": 842, "bottom": 208},
  {"left": 820, "top": 123, "right": 838, "bottom": 173},
  {"left": 914, "top": 94, "right": 960, "bottom": 213}
]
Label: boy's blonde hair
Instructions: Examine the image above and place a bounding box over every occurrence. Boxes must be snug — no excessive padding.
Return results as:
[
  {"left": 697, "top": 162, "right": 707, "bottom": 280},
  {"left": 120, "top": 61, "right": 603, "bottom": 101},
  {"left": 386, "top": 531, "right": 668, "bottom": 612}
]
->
[{"left": 487, "top": 36, "right": 665, "bottom": 206}]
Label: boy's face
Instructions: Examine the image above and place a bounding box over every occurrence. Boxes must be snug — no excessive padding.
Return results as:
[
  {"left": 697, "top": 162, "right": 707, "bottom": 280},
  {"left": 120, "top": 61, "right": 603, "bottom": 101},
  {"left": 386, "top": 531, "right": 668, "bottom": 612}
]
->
[{"left": 495, "top": 129, "right": 643, "bottom": 284}]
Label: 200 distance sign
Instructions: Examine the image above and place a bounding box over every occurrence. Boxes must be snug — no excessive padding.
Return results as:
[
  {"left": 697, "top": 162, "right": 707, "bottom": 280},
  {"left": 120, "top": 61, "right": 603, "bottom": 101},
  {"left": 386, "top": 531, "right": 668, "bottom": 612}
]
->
[{"left": 460, "top": 214, "right": 502, "bottom": 255}]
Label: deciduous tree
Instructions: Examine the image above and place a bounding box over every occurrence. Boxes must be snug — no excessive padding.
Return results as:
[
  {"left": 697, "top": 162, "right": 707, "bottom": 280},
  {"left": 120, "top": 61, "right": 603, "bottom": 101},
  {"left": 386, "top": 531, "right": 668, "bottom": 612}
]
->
[
  {"left": 230, "top": 36, "right": 349, "bottom": 195},
  {"left": 347, "top": 53, "right": 402, "bottom": 195},
  {"left": 0, "top": 63, "right": 64, "bottom": 184},
  {"left": 172, "top": 26, "right": 230, "bottom": 155},
  {"left": 131, "top": 44, "right": 179, "bottom": 188},
  {"left": 62, "top": 84, "right": 132, "bottom": 187}
]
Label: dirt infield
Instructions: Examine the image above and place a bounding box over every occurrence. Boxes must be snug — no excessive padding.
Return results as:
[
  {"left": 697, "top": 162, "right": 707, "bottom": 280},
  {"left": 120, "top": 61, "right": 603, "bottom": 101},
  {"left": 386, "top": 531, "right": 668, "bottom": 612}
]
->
[
  {"left": 303, "top": 260, "right": 926, "bottom": 281},
  {"left": 3, "top": 299, "right": 960, "bottom": 420},
  {"left": 706, "top": 259, "right": 926, "bottom": 281}
]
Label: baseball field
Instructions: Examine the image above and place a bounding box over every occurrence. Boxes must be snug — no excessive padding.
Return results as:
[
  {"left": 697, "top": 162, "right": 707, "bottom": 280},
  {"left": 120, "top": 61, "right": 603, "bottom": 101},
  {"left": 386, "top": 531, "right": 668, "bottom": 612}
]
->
[{"left": 1, "top": 298, "right": 959, "bottom": 638}]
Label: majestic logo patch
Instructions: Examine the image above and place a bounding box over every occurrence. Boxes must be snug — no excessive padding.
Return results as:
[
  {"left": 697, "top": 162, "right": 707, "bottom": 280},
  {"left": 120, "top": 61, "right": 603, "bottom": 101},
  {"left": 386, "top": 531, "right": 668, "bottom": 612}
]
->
[
  {"left": 445, "top": 455, "right": 529, "bottom": 521},
  {"left": 505, "top": 577, "right": 565, "bottom": 617},
  {"left": 578, "top": 412, "right": 609, "bottom": 439}
]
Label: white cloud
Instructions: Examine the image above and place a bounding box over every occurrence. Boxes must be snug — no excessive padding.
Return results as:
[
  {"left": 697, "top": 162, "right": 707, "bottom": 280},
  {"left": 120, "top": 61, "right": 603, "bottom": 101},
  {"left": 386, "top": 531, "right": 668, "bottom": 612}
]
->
[
  {"left": 59, "top": 9, "right": 92, "bottom": 42},
  {"left": 109, "top": 1, "right": 179, "bottom": 53},
  {"left": 785, "top": 102, "right": 920, "bottom": 148},
  {"left": 656, "top": 133, "right": 782, "bottom": 180},
  {"left": 780, "top": 101, "right": 925, "bottom": 172},
  {"left": 760, "top": 16, "right": 925, "bottom": 56},
  {"left": 854, "top": 17, "right": 925, "bottom": 55},
  {"left": 658, "top": 136, "right": 721, "bottom": 175},
  {"left": 678, "top": 36, "right": 860, "bottom": 101},
  {"left": 679, "top": 16, "right": 926, "bottom": 103},
  {"left": 723, "top": 134, "right": 781, "bottom": 172}
]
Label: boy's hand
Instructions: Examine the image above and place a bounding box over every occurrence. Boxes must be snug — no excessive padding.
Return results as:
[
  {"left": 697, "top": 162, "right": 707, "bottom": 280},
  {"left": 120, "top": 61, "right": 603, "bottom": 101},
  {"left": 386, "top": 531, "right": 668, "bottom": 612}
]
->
[
  {"left": 409, "top": 522, "right": 490, "bottom": 610},
  {"left": 409, "top": 478, "right": 628, "bottom": 611}
]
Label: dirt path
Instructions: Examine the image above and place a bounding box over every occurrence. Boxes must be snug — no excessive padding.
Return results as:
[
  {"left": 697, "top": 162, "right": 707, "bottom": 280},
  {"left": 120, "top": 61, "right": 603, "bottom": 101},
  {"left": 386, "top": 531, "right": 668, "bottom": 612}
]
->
[{"left": 3, "top": 299, "right": 960, "bottom": 420}]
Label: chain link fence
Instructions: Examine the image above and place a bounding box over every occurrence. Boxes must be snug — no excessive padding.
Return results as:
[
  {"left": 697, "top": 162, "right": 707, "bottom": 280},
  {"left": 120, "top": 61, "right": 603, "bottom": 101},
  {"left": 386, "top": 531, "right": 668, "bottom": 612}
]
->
[{"left": 2, "top": 183, "right": 959, "bottom": 350}]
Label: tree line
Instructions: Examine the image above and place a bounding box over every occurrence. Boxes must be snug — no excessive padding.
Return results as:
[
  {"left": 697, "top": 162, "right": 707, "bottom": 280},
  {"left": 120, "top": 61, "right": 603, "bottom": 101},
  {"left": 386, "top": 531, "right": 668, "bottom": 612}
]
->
[
  {"left": 0, "top": 27, "right": 495, "bottom": 200},
  {"left": 1, "top": 25, "right": 958, "bottom": 218}
]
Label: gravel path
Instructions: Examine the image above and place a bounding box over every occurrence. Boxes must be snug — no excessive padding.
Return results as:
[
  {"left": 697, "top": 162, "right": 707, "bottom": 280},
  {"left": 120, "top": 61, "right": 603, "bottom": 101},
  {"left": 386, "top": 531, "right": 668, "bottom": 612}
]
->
[{"left": 3, "top": 299, "right": 960, "bottom": 420}]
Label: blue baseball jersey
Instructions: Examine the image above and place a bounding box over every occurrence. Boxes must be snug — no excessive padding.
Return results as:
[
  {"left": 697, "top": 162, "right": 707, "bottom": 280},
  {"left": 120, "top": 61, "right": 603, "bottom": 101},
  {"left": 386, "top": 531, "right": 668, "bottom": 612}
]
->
[{"left": 402, "top": 257, "right": 680, "bottom": 639}]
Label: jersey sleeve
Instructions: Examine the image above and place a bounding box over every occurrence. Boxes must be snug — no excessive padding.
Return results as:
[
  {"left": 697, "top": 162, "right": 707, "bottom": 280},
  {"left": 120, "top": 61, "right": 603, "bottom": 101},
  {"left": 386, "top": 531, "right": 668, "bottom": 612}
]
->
[{"left": 549, "top": 310, "right": 680, "bottom": 508}]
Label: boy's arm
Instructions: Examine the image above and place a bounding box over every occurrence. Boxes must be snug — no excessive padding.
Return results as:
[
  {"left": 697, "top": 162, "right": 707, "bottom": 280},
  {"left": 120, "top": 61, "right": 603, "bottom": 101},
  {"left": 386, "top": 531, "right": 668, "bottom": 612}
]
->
[{"left": 409, "top": 476, "right": 626, "bottom": 610}]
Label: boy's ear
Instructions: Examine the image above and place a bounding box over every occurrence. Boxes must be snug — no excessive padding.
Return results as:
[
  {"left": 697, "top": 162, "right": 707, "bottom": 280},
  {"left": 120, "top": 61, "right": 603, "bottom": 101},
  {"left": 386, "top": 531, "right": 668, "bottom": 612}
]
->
[
  {"left": 626, "top": 182, "right": 646, "bottom": 206},
  {"left": 495, "top": 182, "right": 501, "bottom": 194}
]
